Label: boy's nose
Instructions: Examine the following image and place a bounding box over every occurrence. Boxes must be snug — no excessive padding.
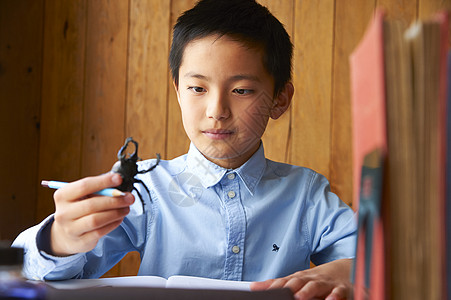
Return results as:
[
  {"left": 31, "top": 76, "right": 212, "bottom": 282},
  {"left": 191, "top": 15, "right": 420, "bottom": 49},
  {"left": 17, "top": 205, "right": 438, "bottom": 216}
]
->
[{"left": 206, "top": 92, "right": 230, "bottom": 121}]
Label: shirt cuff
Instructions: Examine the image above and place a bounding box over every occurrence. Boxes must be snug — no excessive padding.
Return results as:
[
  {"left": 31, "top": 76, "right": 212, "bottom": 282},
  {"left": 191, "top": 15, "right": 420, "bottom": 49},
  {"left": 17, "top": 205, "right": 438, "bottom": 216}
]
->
[{"left": 13, "top": 215, "right": 86, "bottom": 281}]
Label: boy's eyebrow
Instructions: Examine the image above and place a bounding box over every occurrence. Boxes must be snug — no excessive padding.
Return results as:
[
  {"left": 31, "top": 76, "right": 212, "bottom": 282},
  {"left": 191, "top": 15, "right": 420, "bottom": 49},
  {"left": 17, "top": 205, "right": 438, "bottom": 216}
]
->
[
  {"left": 229, "top": 74, "right": 261, "bottom": 83},
  {"left": 184, "top": 72, "right": 209, "bottom": 80},
  {"left": 183, "top": 72, "right": 261, "bottom": 83}
]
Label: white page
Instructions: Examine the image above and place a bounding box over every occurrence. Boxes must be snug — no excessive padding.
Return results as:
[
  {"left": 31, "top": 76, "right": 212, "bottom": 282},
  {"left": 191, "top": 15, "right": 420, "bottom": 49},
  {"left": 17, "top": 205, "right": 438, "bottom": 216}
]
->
[
  {"left": 45, "top": 275, "right": 167, "bottom": 289},
  {"left": 166, "top": 275, "right": 251, "bottom": 291}
]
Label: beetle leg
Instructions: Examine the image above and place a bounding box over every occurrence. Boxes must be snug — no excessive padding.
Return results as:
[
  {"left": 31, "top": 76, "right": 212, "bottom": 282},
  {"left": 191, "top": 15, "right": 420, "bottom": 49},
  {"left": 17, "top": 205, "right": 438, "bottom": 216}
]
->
[
  {"left": 138, "top": 153, "right": 161, "bottom": 174},
  {"left": 132, "top": 186, "right": 146, "bottom": 210},
  {"left": 133, "top": 178, "right": 152, "bottom": 205}
]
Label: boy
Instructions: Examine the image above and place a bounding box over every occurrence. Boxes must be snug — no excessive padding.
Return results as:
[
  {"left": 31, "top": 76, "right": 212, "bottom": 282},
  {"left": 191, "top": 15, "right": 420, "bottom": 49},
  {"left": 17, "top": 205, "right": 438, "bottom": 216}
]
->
[{"left": 13, "top": 0, "right": 356, "bottom": 299}]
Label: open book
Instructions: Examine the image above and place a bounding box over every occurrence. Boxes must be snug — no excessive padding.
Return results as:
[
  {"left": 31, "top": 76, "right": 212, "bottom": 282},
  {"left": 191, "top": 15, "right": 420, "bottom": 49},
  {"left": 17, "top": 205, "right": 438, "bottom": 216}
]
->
[
  {"left": 46, "top": 275, "right": 251, "bottom": 291},
  {"left": 43, "top": 275, "right": 294, "bottom": 300}
]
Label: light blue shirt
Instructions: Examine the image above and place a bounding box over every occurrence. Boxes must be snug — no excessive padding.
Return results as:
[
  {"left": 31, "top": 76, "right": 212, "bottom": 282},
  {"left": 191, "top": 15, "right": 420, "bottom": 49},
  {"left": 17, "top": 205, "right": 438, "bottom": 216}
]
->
[{"left": 13, "top": 143, "right": 356, "bottom": 281}]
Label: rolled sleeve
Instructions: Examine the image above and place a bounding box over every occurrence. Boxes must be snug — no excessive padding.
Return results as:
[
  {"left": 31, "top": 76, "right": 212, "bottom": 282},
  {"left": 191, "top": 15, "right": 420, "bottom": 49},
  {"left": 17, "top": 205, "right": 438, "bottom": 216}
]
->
[
  {"left": 307, "top": 173, "right": 357, "bottom": 265},
  {"left": 12, "top": 215, "right": 87, "bottom": 280}
]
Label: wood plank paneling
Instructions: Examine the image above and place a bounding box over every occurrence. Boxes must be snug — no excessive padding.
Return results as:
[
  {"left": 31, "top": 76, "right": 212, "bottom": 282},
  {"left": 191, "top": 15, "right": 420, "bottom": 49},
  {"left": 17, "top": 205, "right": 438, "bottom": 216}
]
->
[
  {"left": 119, "top": 250, "right": 142, "bottom": 276},
  {"left": 379, "top": 0, "right": 418, "bottom": 23},
  {"left": 120, "top": 0, "right": 172, "bottom": 277},
  {"left": 126, "top": 0, "right": 171, "bottom": 160},
  {"left": 166, "top": 0, "right": 197, "bottom": 160},
  {"left": 419, "top": 0, "right": 451, "bottom": 18},
  {"left": 330, "top": 2, "right": 375, "bottom": 207},
  {"left": 81, "top": 0, "right": 128, "bottom": 176},
  {"left": 37, "top": 0, "right": 87, "bottom": 221},
  {"left": 259, "top": 0, "right": 294, "bottom": 164},
  {"left": 0, "top": 0, "right": 43, "bottom": 240},
  {"left": 81, "top": 0, "right": 129, "bottom": 278},
  {"left": 291, "top": 0, "right": 334, "bottom": 178}
]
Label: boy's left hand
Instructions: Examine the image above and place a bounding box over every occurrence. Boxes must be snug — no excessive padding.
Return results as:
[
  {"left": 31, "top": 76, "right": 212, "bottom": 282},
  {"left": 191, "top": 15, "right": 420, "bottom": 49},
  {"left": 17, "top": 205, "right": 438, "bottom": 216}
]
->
[{"left": 250, "top": 259, "right": 353, "bottom": 300}]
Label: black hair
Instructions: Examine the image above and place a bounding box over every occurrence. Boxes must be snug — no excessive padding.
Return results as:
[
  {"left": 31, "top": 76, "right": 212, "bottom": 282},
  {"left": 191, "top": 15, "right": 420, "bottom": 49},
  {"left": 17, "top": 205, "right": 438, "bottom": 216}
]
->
[{"left": 169, "top": 0, "right": 293, "bottom": 97}]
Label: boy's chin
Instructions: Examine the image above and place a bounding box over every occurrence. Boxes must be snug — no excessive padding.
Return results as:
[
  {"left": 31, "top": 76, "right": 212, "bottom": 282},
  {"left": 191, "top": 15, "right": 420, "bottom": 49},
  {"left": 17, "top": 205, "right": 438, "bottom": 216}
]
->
[
  {"left": 201, "top": 148, "right": 239, "bottom": 161},
  {"left": 199, "top": 142, "right": 245, "bottom": 159}
]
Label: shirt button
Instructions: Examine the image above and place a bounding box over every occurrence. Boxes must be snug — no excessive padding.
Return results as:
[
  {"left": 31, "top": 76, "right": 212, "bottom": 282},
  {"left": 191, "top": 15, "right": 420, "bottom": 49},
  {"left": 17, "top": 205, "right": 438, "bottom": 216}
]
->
[
  {"left": 232, "top": 246, "right": 240, "bottom": 253},
  {"left": 227, "top": 191, "right": 236, "bottom": 198},
  {"left": 227, "top": 173, "right": 236, "bottom": 180}
]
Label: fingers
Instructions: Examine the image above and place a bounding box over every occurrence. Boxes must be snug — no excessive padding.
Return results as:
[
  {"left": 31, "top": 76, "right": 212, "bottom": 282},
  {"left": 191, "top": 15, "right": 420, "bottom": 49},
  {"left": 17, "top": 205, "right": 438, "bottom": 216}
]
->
[
  {"left": 63, "top": 205, "right": 131, "bottom": 235},
  {"left": 80, "top": 219, "right": 125, "bottom": 244},
  {"left": 252, "top": 273, "right": 352, "bottom": 300},
  {"left": 325, "top": 285, "right": 352, "bottom": 300},
  {"left": 51, "top": 216, "right": 126, "bottom": 256},
  {"left": 266, "top": 277, "right": 315, "bottom": 300},
  {"left": 49, "top": 173, "right": 136, "bottom": 256},
  {"left": 251, "top": 277, "right": 309, "bottom": 294},
  {"left": 270, "top": 277, "right": 304, "bottom": 290},
  {"left": 53, "top": 173, "right": 134, "bottom": 232},
  {"left": 293, "top": 279, "right": 331, "bottom": 300},
  {"left": 54, "top": 173, "right": 123, "bottom": 202},
  {"left": 250, "top": 279, "right": 276, "bottom": 291},
  {"left": 51, "top": 200, "right": 133, "bottom": 256},
  {"left": 56, "top": 192, "right": 134, "bottom": 221}
]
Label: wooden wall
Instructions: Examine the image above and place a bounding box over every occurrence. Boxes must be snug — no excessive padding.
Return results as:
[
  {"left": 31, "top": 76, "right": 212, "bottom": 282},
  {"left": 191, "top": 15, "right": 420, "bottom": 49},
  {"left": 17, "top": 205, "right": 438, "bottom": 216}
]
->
[{"left": 1, "top": 0, "right": 449, "bottom": 277}]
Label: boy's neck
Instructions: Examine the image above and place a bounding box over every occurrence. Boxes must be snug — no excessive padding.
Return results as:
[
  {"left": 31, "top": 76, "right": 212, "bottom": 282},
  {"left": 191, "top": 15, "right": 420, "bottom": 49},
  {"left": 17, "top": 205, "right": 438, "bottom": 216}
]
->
[{"left": 198, "top": 141, "right": 262, "bottom": 170}]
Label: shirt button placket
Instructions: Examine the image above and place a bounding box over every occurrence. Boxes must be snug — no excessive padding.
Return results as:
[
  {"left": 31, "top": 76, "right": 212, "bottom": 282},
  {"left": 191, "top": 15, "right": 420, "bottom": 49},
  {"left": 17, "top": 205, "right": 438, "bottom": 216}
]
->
[{"left": 222, "top": 172, "right": 245, "bottom": 281}]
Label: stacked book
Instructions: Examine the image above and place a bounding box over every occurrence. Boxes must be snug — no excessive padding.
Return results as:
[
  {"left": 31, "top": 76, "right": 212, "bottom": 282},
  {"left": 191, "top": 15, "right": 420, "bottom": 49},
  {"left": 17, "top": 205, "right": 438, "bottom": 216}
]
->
[{"left": 350, "top": 9, "right": 449, "bottom": 300}]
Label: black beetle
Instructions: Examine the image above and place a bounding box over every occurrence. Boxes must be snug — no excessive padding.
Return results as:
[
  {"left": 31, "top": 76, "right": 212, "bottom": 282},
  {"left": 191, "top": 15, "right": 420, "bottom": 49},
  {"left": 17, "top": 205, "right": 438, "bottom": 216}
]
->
[{"left": 111, "top": 137, "right": 160, "bottom": 207}]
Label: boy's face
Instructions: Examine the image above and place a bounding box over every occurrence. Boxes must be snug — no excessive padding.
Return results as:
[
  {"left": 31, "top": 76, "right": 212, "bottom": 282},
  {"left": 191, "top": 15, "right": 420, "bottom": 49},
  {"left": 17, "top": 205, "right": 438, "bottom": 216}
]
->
[{"left": 174, "top": 35, "right": 288, "bottom": 169}]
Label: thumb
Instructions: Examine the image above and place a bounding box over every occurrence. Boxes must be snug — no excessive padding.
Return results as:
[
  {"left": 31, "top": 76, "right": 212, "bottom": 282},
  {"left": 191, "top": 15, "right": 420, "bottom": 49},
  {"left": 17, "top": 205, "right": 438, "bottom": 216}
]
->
[{"left": 54, "top": 173, "right": 123, "bottom": 202}]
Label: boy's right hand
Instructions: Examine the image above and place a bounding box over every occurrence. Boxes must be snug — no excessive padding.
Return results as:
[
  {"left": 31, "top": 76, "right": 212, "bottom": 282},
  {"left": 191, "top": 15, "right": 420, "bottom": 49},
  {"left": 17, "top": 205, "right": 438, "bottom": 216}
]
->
[{"left": 49, "top": 173, "right": 134, "bottom": 256}]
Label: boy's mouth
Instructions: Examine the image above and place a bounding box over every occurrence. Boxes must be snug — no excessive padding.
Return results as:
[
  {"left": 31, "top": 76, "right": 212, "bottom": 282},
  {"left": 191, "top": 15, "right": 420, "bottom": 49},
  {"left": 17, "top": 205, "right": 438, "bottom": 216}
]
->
[{"left": 202, "top": 129, "right": 234, "bottom": 140}]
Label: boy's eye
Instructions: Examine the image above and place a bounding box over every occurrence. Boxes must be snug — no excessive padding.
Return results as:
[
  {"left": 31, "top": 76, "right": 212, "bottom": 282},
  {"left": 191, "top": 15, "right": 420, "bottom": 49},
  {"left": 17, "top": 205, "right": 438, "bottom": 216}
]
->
[
  {"left": 233, "top": 89, "right": 253, "bottom": 95},
  {"left": 188, "top": 86, "right": 206, "bottom": 93}
]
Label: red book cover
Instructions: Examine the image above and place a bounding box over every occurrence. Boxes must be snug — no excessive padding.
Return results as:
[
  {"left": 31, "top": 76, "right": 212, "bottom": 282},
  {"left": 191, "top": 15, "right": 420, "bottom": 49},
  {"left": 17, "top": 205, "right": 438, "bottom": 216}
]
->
[{"left": 349, "top": 10, "right": 387, "bottom": 300}]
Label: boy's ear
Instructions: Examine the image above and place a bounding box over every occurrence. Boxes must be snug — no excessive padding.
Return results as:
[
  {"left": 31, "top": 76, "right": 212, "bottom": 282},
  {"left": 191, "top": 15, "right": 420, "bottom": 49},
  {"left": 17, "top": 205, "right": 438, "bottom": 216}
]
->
[{"left": 270, "top": 82, "right": 294, "bottom": 120}]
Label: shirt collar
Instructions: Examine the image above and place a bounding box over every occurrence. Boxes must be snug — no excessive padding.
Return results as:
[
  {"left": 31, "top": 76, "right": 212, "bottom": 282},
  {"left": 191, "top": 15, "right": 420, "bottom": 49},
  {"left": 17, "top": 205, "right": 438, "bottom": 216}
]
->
[{"left": 185, "top": 142, "right": 267, "bottom": 195}]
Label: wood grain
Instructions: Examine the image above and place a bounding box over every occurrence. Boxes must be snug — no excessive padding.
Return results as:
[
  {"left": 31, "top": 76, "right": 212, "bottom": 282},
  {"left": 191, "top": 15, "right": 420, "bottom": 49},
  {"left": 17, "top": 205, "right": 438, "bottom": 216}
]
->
[
  {"left": 258, "top": 0, "right": 294, "bottom": 164},
  {"left": 291, "top": 0, "right": 334, "bottom": 179},
  {"left": 330, "top": 2, "right": 375, "bottom": 207},
  {"left": 81, "top": 0, "right": 129, "bottom": 278},
  {"left": 118, "top": 0, "right": 172, "bottom": 277},
  {"left": 37, "top": 0, "right": 87, "bottom": 221},
  {"left": 81, "top": 0, "right": 128, "bottom": 176},
  {"left": 126, "top": 0, "right": 171, "bottom": 160},
  {"left": 0, "top": 0, "right": 43, "bottom": 239},
  {"left": 165, "top": 0, "right": 197, "bottom": 160}
]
